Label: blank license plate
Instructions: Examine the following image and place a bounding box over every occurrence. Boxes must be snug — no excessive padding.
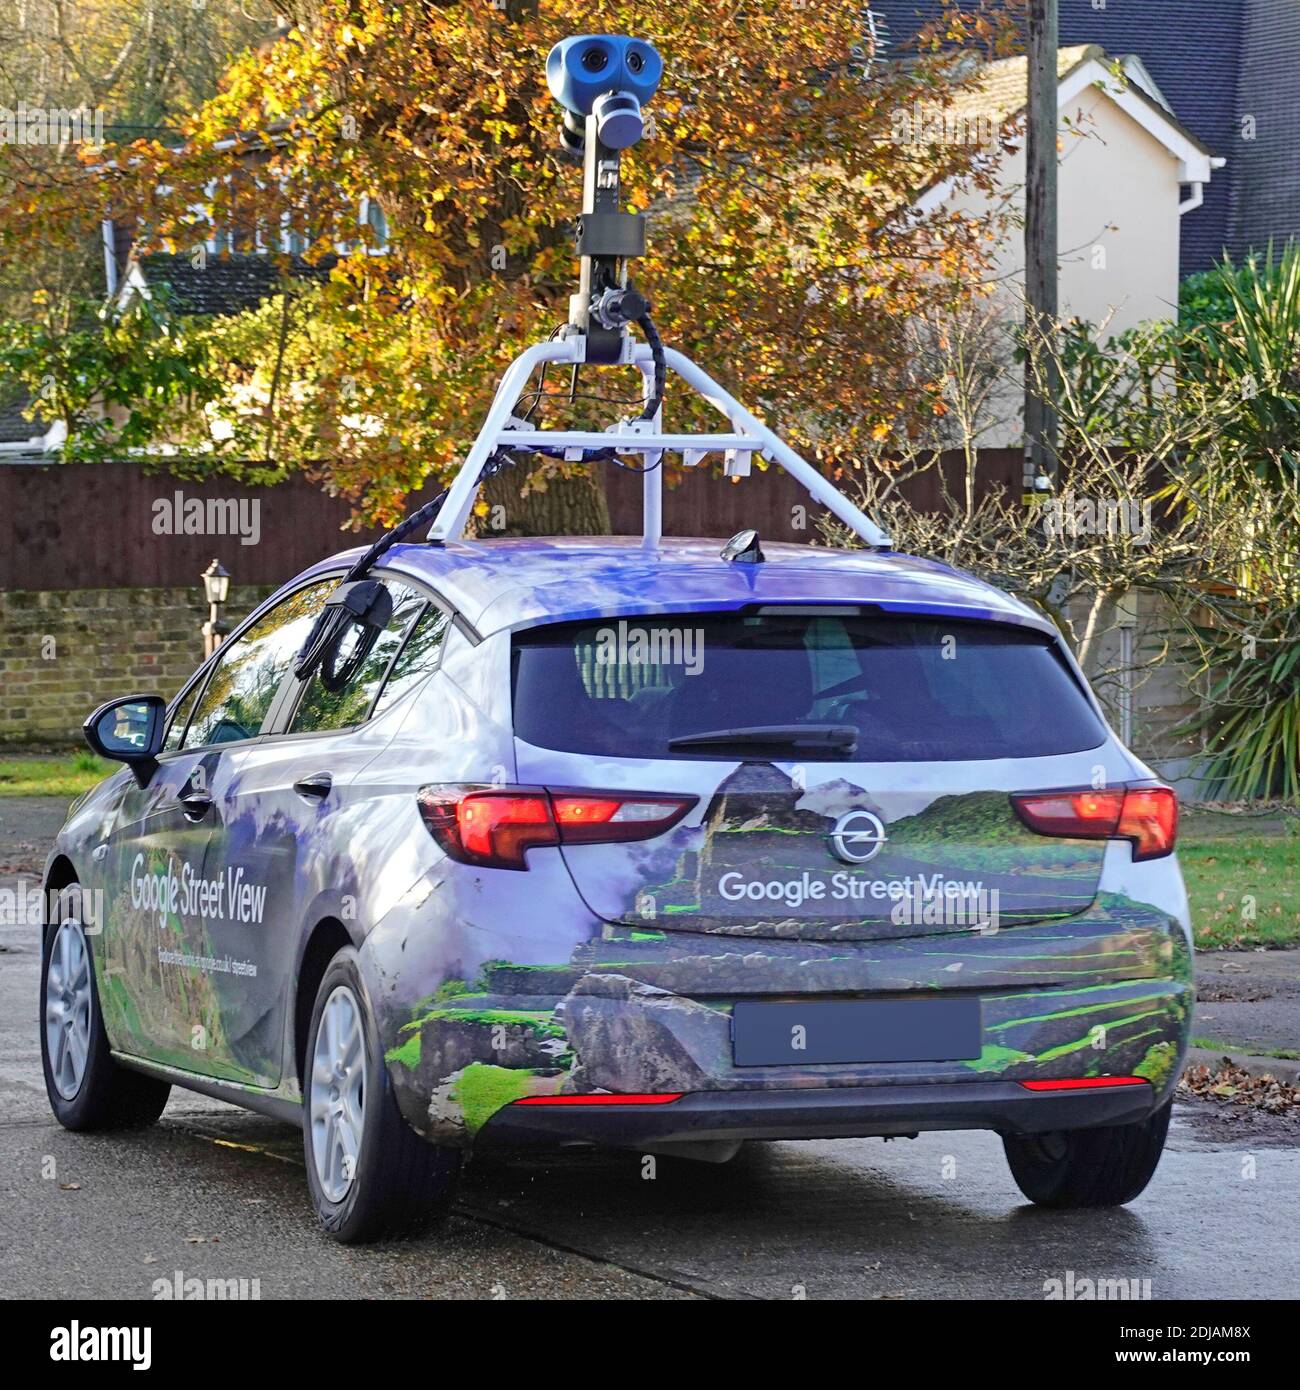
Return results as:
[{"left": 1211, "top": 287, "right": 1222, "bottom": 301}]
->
[{"left": 732, "top": 998, "right": 982, "bottom": 1066}]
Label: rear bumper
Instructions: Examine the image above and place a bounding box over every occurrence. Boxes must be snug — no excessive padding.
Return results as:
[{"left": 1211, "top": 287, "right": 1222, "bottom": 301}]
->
[
  {"left": 372, "top": 915, "right": 1193, "bottom": 1148},
  {"left": 479, "top": 1079, "right": 1159, "bottom": 1148}
]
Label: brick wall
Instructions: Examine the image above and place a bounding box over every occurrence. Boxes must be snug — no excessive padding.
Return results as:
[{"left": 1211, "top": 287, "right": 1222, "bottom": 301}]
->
[
  {"left": 0, "top": 580, "right": 1211, "bottom": 762},
  {"left": 0, "top": 585, "right": 273, "bottom": 748}
]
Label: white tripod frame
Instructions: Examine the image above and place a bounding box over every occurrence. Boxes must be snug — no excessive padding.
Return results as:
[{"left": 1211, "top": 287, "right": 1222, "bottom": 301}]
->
[{"left": 427, "top": 330, "right": 892, "bottom": 551}]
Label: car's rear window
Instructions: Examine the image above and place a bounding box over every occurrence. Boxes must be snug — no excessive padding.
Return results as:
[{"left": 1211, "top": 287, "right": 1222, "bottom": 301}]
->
[{"left": 511, "top": 611, "right": 1107, "bottom": 761}]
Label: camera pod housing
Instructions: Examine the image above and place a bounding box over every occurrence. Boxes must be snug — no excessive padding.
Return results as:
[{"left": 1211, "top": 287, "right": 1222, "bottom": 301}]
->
[{"left": 546, "top": 35, "right": 663, "bottom": 150}]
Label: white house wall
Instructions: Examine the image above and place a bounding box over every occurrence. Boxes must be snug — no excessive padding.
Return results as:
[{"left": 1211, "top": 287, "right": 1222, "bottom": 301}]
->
[{"left": 938, "top": 82, "right": 1186, "bottom": 448}]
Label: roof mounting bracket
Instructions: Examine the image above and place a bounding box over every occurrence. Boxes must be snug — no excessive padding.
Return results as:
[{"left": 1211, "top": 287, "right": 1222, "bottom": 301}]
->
[{"left": 427, "top": 333, "right": 892, "bottom": 554}]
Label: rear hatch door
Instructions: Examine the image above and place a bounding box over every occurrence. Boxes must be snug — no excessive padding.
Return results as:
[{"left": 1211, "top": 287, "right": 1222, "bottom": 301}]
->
[{"left": 511, "top": 608, "right": 1118, "bottom": 943}]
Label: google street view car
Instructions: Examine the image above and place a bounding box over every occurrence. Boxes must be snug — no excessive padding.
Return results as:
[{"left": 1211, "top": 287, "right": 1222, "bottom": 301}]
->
[{"left": 41, "top": 34, "right": 1190, "bottom": 1242}]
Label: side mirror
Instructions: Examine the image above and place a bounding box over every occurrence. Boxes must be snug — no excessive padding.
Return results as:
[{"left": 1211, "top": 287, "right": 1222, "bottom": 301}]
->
[{"left": 83, "top": 694, "right": 167, "bottom": 785}]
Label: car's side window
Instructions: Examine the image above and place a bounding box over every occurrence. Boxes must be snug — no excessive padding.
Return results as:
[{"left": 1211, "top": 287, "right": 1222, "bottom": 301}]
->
[
  {"left": 289, "top": 581, "right": 428, "bottom": 734},
  {"left": 163, "top": 675, "right": 205, "bottom": 752},
  {"left": 181, "top": 581, "right": 333, "bottom": 749},
  {"left": 370, "top": 602, "right": 452, "bottom": 719}
]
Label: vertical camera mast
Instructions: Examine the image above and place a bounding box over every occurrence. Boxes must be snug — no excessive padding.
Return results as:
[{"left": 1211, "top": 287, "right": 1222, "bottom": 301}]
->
[
  {"left": 421, "top": 33, "right": 892, "bottom": 552},
  {"left": 547, "top": 34, "right": 662, "bottom": 364}
]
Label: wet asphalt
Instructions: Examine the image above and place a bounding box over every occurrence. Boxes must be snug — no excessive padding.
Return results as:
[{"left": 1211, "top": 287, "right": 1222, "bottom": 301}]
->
[{"left": 2, "top": 796, "right": 1297, "bottom": 1300}]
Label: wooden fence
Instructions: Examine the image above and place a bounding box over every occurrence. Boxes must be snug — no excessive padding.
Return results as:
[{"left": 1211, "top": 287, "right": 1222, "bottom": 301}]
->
[{"left": 0, "top": 451, "right": 1023, "bottom": 592}]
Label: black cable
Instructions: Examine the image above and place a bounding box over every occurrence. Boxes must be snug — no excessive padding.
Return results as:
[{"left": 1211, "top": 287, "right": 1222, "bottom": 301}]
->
[
  {"left": 636, "top": 310, "right": 666, "bottom": 422},
  {"left": 293, "top": 447, "right": 523, "bottom": 684},
  {"left": 522, "top": 309, "right": 667, "bottom": 472}
]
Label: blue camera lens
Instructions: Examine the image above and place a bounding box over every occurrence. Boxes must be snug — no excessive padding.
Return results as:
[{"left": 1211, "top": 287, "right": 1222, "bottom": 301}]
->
[{"left": 582, "top": 46, "right": 608, "bottom": 72}]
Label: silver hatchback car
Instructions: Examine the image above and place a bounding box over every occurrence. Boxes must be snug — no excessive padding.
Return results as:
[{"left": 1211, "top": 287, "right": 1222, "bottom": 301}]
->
[{"left": 43, "top": 533, "right": 1190, "bottom": 1242}]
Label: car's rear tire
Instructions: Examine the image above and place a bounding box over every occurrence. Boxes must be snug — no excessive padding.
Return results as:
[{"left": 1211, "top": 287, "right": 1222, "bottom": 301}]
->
[
  {"left": 41, "top": 893, "right": 171, "bottom": 1131},
  {"left": 1003, "top": 1098, "right": 1173, "bottom": 1207},
  {"left": 303, "top": 945, "right": 461, "bottom": 1243}
]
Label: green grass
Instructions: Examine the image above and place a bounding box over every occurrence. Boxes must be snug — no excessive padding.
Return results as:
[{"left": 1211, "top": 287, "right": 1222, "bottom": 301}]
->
[
  {"left": 1190, "top": 1037, "right": 1300, "bottom": 1061},
  {"left": 1180, "top": 830, "right": 1300, "bottom": 950},
  {"left": 0, "top": 751, "right": 111, "bottom": 798}
]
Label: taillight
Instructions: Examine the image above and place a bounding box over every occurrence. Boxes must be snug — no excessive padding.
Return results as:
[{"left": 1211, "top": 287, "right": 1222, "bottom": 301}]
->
[
  {"left": 551, "top": 793, "right": 690, "bottom": 843},
  {"left": 1116, "top": 788, "right": 1179, "bottom": 861},
  {"left": 1010, "top": 785, "right": 1177, "bottom": 861},
  {"left": 417, "top": 786, "right": 694, "bottom": 870}
]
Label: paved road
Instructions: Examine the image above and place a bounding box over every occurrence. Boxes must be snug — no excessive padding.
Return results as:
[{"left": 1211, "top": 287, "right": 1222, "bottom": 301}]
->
[
  {"left": 1196, "top": 950, "right": 1300, "bottom": 1056},
  {"left": 5, "top": 907, "right": 1298, "bottom": 1299},
  {"left": 3, "top": 797, "right": 1297, "bottom": 1300}
]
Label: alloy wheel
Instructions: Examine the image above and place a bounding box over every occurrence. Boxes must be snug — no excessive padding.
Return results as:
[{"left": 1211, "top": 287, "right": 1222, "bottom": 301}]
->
[
  {"left": 45, "top": 918, "right": 93, "bottom": 1101},
  {"left": 309, "top": 985, "right": 367, "bottom": 1202}
]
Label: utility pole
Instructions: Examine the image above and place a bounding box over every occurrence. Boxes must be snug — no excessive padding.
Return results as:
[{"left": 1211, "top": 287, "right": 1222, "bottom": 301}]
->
[{"left": 1024, "top": 0, "right": 1059, "bottom": 498}]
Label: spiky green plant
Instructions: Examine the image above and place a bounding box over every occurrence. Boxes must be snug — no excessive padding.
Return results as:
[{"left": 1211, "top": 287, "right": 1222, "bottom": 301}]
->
[
  {"left": 1182, "top": 243, "right": 1300, "bottom": 492},
  {"left": 1181, "top": 608, "right": 1300, "bottom": 799},
  {"left": 1171, "top": 245, "right": 1300, "bottom": 797}
]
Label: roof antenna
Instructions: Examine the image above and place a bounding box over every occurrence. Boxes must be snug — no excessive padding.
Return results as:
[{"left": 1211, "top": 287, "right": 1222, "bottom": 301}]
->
[{"left": 721, "top": 529, "right": 766, "bottom": 564}]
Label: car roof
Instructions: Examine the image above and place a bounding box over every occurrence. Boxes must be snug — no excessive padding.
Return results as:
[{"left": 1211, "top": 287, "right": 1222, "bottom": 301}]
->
[{"left": 294, "top": 536, "right": 1052, "bottom": 639}]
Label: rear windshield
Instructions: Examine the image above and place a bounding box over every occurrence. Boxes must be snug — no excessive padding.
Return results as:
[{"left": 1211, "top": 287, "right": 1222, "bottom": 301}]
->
[{"left": 511, "top": 611, "right": 1107, "bottom": 762}]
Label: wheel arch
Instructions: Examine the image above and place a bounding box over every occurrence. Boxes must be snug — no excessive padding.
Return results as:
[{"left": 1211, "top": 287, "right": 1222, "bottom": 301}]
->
[
  {"left": 42, "top": 855, "right": 81, "bottom": 931},
  {"left": 293, "top": 917, "right": 355, "bottom": 1091}
]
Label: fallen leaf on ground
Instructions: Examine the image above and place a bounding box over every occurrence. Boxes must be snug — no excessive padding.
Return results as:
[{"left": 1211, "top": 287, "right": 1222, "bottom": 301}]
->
[{"left": 1180, "top": 1060, "right": 1300, "bottom": 1115}]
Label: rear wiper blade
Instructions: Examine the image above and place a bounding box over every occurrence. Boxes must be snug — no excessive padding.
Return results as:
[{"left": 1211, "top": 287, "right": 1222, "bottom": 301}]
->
[{"left": 668, "top": 724, "right": 858, "bottom": 752}]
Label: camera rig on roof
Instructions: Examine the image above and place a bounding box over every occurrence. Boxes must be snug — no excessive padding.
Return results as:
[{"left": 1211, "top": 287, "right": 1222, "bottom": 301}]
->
[
  {"left": 294, "top": 33, "right": 889, "bottom": 688},
  {"left": 548, "top": 33, "right": 661, "bottom": 365},
  {"left": 424, "top": 32, "right": 891, "bottom": 552}
]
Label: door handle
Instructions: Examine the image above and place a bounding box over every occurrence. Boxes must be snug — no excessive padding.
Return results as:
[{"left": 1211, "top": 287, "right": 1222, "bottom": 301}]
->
[
  {"left": 177, "top": 787, "right": 213, "bottom": 820},
  {"left": 294, "top": 772, "right": 333, "bottom": 800}
]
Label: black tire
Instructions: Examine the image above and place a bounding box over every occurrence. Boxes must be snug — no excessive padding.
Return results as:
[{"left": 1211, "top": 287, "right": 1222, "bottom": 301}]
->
[
  {"left": 302, "top": 945, "right": 461, "bottom": 1243},
  {"left": 40, "top": 889, "right": 171, "bottom": 1132},
  {"left": 1003, "top": 1098, "right": 1173, "bottom": 1208}
]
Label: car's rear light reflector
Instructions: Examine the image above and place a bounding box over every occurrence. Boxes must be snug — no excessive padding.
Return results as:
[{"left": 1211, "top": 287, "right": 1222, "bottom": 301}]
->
[
  {"left": 1010, "top": 785, "right": 1177, "bottom": 861},
  {"left": 418, "top": 786, "right": 694, "bottom": 870},
  {"left": 1019, "top": 1077, "right": 1149, "bottom": 1091},
  {"left": 512, "top": 1093, "right": 685, "bottom": 1106}
]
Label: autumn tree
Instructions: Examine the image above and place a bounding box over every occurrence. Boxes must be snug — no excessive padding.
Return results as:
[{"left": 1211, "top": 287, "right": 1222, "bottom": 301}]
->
[
  {"left": 1, "top": 0, "right": 1021, "bottom": 528},
  {"left": 0, "top": 0, "right": 275, "bottom": 318}
]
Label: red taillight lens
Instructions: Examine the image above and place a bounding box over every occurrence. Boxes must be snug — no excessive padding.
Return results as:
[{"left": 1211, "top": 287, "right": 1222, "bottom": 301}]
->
[
  {"left": 1011, "top": 788, "right": 1124, "bottom": 838},
  {"left": 551, "top": 793, "right": 692, "bottom": 844},
  {"left": 458, "top": 793, "right": 556, "bottom": 862},
  {"left": 418, "top": 789, "right": 558, "bottom": 870},
  {"left": 1117, "top": 787, "right": 1179, "bottom": 861},
  {"left": 1011, "top": 785, "right": 1177, "bottom": 861},
  {"left": 418, "top": 786, "right": 694, "bottom": 870}
]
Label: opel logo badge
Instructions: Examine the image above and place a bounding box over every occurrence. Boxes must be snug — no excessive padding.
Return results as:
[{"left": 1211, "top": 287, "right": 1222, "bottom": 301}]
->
[{"left": 830, "top": 809, "right": 888, "bottom": 864}]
